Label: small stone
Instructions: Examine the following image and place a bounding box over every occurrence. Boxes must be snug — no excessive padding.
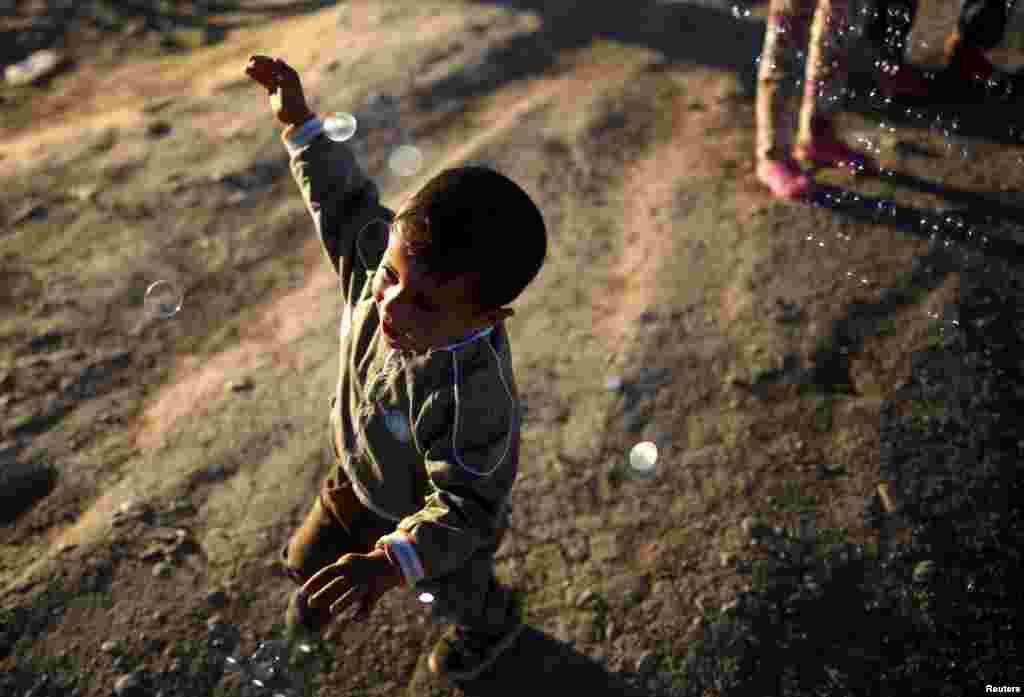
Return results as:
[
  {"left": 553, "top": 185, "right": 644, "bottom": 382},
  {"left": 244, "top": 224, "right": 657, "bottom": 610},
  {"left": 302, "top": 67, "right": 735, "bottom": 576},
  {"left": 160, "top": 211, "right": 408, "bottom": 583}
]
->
[
  {"left": 101, "top": 640, "right": 121, "bottom": 654},
  {"left": 227, "top": 377, "right": 255, "bottom": 392},
  {"left": 719, "top": 551, "right": 735, "bottom": 568},
  {"left": 575, "top": 589, "right": 595, "bottom": 609},
  {"left": 635, "top": 650, "right": 659, "bottom": 676},
  {"left": 112, "top": 672, "right": 144, "bottom": 697},
  {"left": 5, "top": 49, "right": 64, "bottom": 87},
  {"left": 206, "top": 589, "right": 228, "bottom": 609},
  {"left": 693, "top": 594, "right": 706, "bottom": 612},
  {"left": 152, "top": 561, "right": 174, "bottom": 578},
  {"left": 151, "top": 610, "right": 166, "bottom": 624},
  {"left": 689, "top": 616, "right": 703, "bottom": 632},
  {"left": 140, "top": 545, "right": 165, "bottom": 563},
  {"left": 145, "top": 121, "right": 172, "bottom": 139}
]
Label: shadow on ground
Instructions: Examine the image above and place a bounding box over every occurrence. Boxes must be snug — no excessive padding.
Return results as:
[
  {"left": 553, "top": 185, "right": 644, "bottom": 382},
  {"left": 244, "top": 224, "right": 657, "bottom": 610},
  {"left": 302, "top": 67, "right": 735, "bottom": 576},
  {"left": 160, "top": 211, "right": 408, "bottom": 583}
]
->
[{"left": 409, "top": 625, "right": 648, "bottom": 696}]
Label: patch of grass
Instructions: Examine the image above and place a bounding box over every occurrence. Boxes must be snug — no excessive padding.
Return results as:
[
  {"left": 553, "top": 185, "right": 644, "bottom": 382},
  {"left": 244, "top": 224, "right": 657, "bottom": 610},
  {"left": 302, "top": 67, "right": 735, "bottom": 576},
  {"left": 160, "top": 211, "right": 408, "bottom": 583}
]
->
[
  {"left": 751, "top": 558, "right": 772, "bottom": 592},
  {"left": 813, "top": 397, "right": 834, "bottom": 433},
  {"left": 767, "top": 481, "right": 817, "bottom": 514},
  {"left": 877, "top": 317, "right": 898, "bottom": 336},
  {"left": 585, "top": 592, "right": 611, "bottom": 642},
  {"left": 238, "top": 588, "right": 258, "bottom": 608},
  {"left": 177, "top": 637, "right": 216, "bottom": 679},
  {"left": 67, "top": 590, "right": 114, "bottom": 612},
  {"left": 815, "top": 526, "right": 849, "bottom": 557},
  {"left": 926, "top": 319, "right": 945, "bottom": 350},
  {"left": 908, "top": 398, "right": 947, "bottom": 431},
  {"left": 189, "top": 605, "right": 210, "bottom": 624},
  {"left": 126, "top": 285, "right": 147, "bottom": 307},
  {"left": 623, "top": 589, "right": 645, "bottom": 612},
  {"left": 13, "top": 649, "right": 93, "bottom": 693}
]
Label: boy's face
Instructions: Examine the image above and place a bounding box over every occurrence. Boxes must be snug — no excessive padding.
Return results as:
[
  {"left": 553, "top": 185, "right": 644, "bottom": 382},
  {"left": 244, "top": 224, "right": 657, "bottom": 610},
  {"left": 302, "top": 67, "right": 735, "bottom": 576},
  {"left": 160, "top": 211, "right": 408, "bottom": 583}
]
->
[{"left": 371, "top": 218, "right": 513, "bottom": 354}]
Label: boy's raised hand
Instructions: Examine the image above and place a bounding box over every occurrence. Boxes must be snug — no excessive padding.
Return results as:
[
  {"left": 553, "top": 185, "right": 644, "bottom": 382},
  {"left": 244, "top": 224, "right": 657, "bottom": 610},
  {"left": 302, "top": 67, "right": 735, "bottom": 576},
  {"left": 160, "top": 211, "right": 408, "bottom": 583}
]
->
[{"left": 245, "top": 55, "right": 315, "bottom": 127}]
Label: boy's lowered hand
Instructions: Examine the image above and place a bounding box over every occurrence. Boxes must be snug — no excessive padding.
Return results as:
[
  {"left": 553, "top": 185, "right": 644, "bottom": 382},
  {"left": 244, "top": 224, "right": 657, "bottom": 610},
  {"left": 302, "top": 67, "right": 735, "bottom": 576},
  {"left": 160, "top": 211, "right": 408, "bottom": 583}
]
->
[
  {"left": 301, "top": 550, "right": 403, "bottom": 624},
  {"left": 244, "top": 55, "right": 315, "bottom": 127}
]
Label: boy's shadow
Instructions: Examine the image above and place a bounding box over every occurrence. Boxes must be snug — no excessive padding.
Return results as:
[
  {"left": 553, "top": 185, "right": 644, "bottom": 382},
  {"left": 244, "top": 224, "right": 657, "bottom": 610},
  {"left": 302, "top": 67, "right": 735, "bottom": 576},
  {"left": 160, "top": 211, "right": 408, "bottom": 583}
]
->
[{"left": 407, "top": 626, "right": 651, "bottom": 696}]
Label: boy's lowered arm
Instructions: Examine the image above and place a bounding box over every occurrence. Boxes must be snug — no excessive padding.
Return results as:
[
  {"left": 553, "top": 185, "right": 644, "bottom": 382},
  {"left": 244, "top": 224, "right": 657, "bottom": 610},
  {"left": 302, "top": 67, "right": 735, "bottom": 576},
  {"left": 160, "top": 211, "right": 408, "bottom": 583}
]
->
[{"left": 376, "top": 377, "right": 519, "bottom": 585}]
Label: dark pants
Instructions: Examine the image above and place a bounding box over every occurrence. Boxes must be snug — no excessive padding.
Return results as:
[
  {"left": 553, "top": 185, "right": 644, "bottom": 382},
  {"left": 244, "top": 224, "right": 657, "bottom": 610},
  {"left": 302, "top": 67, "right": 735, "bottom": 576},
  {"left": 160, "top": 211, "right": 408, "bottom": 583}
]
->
[
  {"left": 866, "top": 0, "right": 1016, "bottom": 62},
  {"left": 281, "top": 440, "right": 518, "bottom": 635}
]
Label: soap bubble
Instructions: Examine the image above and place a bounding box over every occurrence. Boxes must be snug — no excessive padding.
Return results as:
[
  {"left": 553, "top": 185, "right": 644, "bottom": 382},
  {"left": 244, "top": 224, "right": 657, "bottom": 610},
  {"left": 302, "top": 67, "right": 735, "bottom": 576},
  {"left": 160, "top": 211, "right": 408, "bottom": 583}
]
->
[
  {"left": 323, "top": 112, "right": 358, "bottom": 142},
  {"left": 144, "top": 280, "right": 182, "bottom": 319},
  {"left": 629, "top": 441, "right": 658, "bottom": 479},
  {"left": 388, "top": 144, "right": 424, "bottom": 177},
  {"left": 418, "top": 592, "right": 435, "bottom": 604}
]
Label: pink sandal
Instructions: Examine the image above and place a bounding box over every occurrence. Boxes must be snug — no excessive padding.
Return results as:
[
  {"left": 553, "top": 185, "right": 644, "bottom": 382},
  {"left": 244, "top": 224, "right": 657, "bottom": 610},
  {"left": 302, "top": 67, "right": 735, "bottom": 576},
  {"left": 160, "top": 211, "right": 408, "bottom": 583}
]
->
[{"left": 756, "top": 158, "right": 814, "bottom": 200}]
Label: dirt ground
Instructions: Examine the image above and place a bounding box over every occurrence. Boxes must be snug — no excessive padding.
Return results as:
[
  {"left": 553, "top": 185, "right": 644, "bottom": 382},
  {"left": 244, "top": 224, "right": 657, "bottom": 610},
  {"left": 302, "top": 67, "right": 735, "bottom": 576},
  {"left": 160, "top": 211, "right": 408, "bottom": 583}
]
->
[{"left": 2, "top": 0, "right": 1023, "bottom": 695}]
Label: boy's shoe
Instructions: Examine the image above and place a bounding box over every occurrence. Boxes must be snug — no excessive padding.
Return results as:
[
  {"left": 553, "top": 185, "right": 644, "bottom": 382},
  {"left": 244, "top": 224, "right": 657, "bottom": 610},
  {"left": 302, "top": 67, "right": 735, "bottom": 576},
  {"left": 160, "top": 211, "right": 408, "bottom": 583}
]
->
[
  {"left": 755, "top": 158, "right": 813, "bottom": 201},
  {"left": 427, "top": 594, "right": 525, "bottom": 682},
  {"left": 794, "top": 137, "right": 878, "bottom": 175}
]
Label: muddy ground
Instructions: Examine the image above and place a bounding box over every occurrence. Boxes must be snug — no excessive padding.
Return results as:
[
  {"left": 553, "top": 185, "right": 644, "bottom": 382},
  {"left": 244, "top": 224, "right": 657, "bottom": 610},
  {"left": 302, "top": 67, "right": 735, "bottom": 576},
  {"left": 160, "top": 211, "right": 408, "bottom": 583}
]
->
[{"left": 2, "top": 1, "right": 1023, "bottom": 695}]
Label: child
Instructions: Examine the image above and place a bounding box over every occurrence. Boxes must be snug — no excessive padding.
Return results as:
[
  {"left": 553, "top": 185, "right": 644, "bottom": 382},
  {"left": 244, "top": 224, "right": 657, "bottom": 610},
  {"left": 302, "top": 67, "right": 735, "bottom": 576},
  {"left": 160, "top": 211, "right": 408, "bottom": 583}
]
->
[
  {"left": 756, "top": 0, "right": 878, "bottom": 200},
  {"left": 245, "top": 55, "right": 546, "bottom": 682}
]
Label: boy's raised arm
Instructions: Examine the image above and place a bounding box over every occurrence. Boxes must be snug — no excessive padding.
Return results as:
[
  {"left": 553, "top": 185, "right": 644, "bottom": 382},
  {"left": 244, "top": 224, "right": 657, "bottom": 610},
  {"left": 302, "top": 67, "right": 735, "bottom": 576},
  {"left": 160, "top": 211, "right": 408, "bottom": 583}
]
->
[{"left": 246, "top": 55, "right": 389, "bottom": 296}]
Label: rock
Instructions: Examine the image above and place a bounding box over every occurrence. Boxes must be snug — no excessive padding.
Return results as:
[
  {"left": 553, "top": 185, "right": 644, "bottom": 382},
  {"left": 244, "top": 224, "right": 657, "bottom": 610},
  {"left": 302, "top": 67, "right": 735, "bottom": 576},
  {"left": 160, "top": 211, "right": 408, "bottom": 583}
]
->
[
  {"left": 636, "top": 650, "right": 659, "bottom": 676},
  {"left": 227, "top": 377, "right": 255, "bottom": 392},
  {"left": 142, "top": 637, "right": 165, "bottom": 655},
  {"left": 145, "top": 121, "right": 172, "bottom": 139},
  {"left": 152, "top": 561, "right": 174, "bottom": 578},
  {"left": 206, "top": 589, "right": 228, "bottom": 609},
  {"left": 740, "top": 516, "right": 757, "bottom": 537},
  {"left": 189, "top": 462, "right": 230, "bottom": 486},
  {"left": 5, "top": 50, "right": 64, "bottom": 87},
  {"left": 140, "top": 545, "right": 165, "bottom": 563},
  {"left": 112, "top": 672, "right": 146, "bottom": 697}
]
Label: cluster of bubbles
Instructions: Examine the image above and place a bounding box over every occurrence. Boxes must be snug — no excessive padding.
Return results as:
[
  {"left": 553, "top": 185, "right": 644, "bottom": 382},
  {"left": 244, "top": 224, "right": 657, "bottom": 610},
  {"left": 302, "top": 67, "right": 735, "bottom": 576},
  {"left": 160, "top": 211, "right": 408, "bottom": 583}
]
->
[
  {"left": 322, "top": 89, "right": 425, "bottom": 180},
  {"left": 220, "top": 639, "right": 318, "bottom": 697}
]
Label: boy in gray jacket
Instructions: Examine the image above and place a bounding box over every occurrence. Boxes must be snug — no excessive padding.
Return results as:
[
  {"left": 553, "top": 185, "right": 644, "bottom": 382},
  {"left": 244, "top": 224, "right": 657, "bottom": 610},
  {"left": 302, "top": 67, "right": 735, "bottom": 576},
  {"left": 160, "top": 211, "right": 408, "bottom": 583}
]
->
[{"left": 245, "top": 55, "right": 546, "bottom": 682}]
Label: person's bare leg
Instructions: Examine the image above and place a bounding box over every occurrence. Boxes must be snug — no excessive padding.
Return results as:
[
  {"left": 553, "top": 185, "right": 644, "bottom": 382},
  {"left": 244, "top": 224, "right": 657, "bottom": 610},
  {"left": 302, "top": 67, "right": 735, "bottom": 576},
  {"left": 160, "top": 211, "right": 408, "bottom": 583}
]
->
[
  {"left": 756, "top": 0, "right": 816, "bottom": 199},
  {"left": 794, "top": 0, "right": 879, "bottom": 174}
]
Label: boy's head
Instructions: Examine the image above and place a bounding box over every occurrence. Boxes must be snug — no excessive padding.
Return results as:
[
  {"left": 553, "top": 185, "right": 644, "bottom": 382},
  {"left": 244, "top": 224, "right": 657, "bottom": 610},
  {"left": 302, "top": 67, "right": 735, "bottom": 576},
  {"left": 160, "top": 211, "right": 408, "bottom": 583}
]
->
[{"left": 372, "top": 165, "right": 546, "bottom": 354}]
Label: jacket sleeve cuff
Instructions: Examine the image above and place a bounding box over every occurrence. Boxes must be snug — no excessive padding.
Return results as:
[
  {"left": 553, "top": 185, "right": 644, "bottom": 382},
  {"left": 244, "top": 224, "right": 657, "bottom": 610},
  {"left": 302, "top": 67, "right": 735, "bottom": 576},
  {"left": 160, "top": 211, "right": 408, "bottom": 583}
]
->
[
  {"left": 376, "top": 532, "right": 426, "bottom": 586},
  {"left": 282, "top": 116, "right": 324, "bottom": 157}
]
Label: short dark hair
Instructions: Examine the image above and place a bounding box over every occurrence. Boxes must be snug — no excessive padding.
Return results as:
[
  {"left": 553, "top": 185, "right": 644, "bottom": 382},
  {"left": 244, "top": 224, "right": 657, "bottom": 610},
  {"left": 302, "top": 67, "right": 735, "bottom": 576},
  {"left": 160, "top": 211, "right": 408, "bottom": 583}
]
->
[{"left": 393, "top": 166, "right": 546, "bottom": 313}]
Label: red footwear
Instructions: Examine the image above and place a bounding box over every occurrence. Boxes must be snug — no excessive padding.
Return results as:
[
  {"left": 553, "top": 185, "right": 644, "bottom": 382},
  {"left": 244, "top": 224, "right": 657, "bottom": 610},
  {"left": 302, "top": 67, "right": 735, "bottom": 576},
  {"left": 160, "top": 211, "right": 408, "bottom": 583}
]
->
[
  {"left": 756, "top": 159, "right": 813, "bottom": 201},
  {"left": 794, "top": 137, "right": 878, "bottom": 175}
]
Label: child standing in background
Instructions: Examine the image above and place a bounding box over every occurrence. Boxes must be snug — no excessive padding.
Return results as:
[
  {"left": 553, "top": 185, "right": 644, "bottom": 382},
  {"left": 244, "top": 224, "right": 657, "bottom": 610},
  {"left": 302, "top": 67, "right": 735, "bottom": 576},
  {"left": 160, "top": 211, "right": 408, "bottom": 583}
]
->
[
  {"left": 756, "top": 0, "right": 879, "bottom": 200},
  {"left": 245, "top": 55, "right": 546, "bottom": 682}
]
